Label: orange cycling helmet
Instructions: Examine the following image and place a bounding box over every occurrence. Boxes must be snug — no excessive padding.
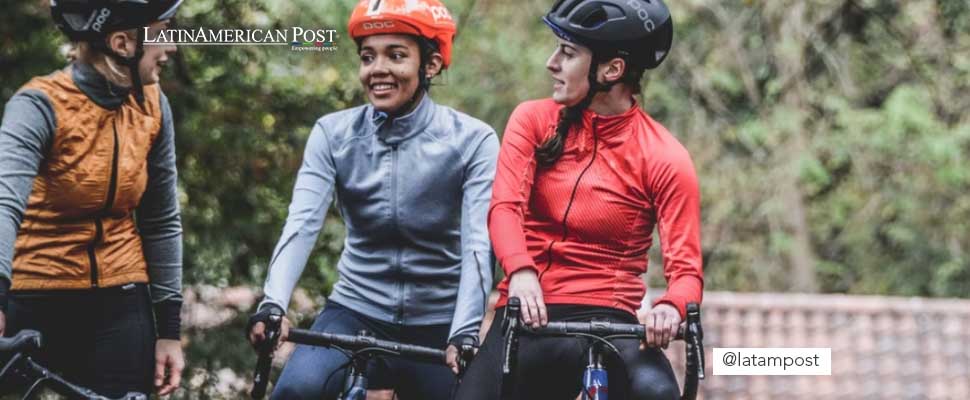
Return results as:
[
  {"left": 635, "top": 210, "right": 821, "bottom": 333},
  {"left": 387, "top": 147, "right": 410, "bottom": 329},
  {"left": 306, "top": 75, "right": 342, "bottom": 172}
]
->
[{"left": 347, "top": 0, "right": 457, "bottom": 68}]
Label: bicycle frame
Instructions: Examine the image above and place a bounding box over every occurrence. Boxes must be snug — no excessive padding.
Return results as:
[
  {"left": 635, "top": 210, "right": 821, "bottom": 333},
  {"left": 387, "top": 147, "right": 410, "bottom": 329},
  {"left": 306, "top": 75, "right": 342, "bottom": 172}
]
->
[
  {"left": 0, "top": 330, "right": 146, "bottom": 400},
  {"left": 250, "top": 312, "right": 448, "bottom": 400},
  {"left": 499, "top": 298, "right": 705, "bottom": 400}
]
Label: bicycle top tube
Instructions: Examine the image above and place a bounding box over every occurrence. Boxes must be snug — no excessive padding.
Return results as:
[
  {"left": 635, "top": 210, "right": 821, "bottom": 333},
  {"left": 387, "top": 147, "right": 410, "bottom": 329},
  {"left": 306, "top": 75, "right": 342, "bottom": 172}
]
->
[
  {"left": 0, "top": 330, "right": 42, "bottom": 353},
  {"left": 0, "top": 330, "right": 147, "bottom": 400}
]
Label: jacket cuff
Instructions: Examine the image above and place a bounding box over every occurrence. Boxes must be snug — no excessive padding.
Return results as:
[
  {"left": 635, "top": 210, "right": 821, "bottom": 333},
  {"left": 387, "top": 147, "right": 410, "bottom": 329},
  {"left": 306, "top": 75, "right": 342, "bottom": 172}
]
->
[
  {"left": 653, "top": 294, "right": 687, "bottom": 320},
  {"left": 0, "top": 277, "right": 9, "bottom": 313},
  {"left": 154, "top": 299, "right": 183, "bottom": 340},
  {"left": 501, "top": 253, "right": 537, "bottom": 276},
  {"left": 448, "top": 333, "right": 480, "bottom": 349}
]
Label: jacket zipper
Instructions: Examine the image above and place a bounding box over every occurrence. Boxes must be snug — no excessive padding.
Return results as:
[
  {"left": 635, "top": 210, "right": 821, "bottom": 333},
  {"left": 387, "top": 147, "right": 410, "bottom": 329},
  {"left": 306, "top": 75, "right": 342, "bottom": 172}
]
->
[
  {"left": 538, "top": 121, "right": 600, "bottom": 281},
  {"left": 390, "top": 143, "right": 405, "bottom": 323},
  {"left": 88, "top": 117, "right": 121, "bottom": 288}
]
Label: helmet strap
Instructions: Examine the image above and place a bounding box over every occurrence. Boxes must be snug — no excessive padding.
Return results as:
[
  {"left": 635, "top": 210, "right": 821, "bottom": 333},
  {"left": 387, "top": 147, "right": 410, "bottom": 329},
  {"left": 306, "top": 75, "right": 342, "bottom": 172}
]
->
[
  {"left": 389, "top": 87, "right": 426, "bottom": 120},
  {"left": 129, "top": 27, "right": 146, "bottom": 107},
  {"left": 576, "top": 54, "right": 620, "bottom": 113},
  {"left": 93, "top": 28, "right": 147, "bottom": 109},
  {"left": 386, "top": 57, "right": 428, "bottom": 119},
  {"left": 388, "top": 37, "right": 436, "bottom": 118}
]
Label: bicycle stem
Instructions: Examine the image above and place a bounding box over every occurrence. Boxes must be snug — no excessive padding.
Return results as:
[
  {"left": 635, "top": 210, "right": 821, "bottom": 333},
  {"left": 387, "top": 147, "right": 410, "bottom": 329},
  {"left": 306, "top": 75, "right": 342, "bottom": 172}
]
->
[{"left": 340, "top": 355, "right": 369, "bottom": 400}]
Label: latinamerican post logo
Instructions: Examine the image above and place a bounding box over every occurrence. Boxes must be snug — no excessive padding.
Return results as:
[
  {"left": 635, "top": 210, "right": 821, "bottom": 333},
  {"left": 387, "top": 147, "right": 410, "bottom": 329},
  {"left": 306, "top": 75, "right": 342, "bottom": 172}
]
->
[{"left": 144, "top": 26, "right": 339, "bottom": 52}]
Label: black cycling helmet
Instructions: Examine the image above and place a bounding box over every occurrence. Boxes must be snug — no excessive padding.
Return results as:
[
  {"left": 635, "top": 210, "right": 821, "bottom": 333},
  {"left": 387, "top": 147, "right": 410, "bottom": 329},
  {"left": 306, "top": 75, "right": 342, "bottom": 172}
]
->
[
  {"left": 534, "top": 0, "right": 673, "bottom": 166},
  {"left": 542, "top": 0, "right": 673, "bottom": 70},
  {"left": 51, "top": 0, "right": 183, "bottom": 105},
  {"left": 52, "top": 0, "right": 182, "bottom": 41}
]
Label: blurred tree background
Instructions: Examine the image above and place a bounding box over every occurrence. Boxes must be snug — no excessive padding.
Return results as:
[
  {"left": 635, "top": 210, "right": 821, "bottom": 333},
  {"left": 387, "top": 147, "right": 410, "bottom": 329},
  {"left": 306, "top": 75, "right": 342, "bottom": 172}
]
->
[{"left": 2, "top": 0, "right": 969, "bottom": 397}]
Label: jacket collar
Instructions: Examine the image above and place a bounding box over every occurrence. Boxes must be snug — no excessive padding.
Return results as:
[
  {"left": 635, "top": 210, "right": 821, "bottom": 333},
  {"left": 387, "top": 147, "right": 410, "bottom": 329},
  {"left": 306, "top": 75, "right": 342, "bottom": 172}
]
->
[
  {"left": 72, "top": 62, "right": 131, "bottom": 110},
  {"left": 366, "top": 94, "right": 436, "bottom": 145},
  {"left": 571, "top": 100, "right": 643, "bottom": 151}
]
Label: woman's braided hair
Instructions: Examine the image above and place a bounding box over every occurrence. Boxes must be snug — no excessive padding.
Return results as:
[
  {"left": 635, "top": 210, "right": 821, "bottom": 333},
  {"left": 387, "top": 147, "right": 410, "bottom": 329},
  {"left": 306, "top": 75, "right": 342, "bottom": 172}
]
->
[{"left": 535, "top": 54, "right": 646, "bottom": 167}]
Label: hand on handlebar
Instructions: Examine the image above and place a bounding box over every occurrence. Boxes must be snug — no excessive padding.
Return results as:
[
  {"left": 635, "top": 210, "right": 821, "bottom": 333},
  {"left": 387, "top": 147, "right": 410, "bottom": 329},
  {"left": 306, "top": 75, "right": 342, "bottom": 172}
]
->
[
  {"left": 247, "top": 305, "right": 290, "bottom": 350},
  {"left": 445, "top": 344, "right": 461, "bottom": 375},
  {"left": 446, "top": 334, "right": 479, "bottom": 376},
  {"left": 638, "top": 303, "right": 681, "bottom": 349},
  {"left": 508, "top": 269, "right": 547, "bottom": 328}
]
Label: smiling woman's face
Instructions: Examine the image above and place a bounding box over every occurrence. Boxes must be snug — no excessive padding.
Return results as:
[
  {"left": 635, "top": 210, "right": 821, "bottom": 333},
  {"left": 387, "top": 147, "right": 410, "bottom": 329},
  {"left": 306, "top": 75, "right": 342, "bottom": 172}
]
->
[
  {"left": 358, "top": 34, "right": 423, "bottom": 114},
  {"left": 545, "top": 38, "right": 594, "bottom": 106},
  {"left": 138, "top": 20, "right": 176, "bottom": 85}
]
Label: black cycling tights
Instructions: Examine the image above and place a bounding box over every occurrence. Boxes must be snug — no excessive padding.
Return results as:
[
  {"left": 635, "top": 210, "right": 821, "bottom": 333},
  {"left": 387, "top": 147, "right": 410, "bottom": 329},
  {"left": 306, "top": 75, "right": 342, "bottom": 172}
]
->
[
  {"left": 4, "top": 283, "right": 156, "bottom": 397},
  {"left": 456, "top": 305, "right": 680, "bottom": 400}
]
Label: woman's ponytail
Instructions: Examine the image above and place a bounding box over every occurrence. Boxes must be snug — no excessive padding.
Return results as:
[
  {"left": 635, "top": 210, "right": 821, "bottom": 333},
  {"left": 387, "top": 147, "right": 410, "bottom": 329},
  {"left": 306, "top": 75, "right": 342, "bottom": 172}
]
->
[{"left": 535, "top": 94, "right": 593, "bottom": 167}]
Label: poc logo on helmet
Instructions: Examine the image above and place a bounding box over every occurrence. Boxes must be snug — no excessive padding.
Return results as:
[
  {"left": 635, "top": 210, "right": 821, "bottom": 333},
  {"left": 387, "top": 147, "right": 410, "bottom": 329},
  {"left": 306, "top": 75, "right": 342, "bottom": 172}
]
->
[
  {"left": 429, "top": 5, "right": 452, "bottom": 22},
  {"left": 91, "top": 8, "right": 112, "bottom": 32},
  {"left": 625, "top": 0, "right": 656, "bottom": 32},
  {"left": 362, "top": 21, "right": 395, "bottom": 30}
]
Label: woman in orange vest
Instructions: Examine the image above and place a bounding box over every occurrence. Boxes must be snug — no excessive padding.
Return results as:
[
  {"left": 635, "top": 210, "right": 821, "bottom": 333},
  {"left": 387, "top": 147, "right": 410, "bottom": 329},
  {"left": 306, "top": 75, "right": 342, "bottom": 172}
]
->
[{"left": 0, "top": 0, "right": 185, "bottom": 396}]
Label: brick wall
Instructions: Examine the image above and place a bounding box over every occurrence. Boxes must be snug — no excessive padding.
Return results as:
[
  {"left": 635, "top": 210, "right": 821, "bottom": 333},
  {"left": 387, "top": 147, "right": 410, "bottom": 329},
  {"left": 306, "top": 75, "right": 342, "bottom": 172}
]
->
[{"left": 661, "top": 291, "right": 970, "bottom": 400}]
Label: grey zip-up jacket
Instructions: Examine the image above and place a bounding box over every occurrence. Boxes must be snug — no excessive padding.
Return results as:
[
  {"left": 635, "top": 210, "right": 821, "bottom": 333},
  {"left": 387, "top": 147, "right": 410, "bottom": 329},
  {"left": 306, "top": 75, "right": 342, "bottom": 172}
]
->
[{"left": 260, "top": 95, "right": 498, "bottom": 341}]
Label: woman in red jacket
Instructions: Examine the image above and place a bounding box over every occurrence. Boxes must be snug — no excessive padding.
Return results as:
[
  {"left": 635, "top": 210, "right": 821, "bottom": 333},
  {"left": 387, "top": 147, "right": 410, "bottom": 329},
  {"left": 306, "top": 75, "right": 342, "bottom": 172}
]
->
[{"left": 456, "top": 0, "right": 702, "bottom": 398}]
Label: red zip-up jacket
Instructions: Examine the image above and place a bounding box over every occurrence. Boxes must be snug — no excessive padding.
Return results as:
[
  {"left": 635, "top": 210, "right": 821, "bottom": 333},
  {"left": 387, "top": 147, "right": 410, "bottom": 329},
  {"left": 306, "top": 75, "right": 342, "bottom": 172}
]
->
[{"left": 489, "top": 98, "right": 703, "bottom": 319}]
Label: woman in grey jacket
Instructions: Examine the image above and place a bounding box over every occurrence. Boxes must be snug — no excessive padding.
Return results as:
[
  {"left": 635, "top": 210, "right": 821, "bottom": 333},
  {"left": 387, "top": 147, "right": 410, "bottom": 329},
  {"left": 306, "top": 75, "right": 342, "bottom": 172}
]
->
[{"left": 246, "top": 0, "right": 498, "bottom": 398}]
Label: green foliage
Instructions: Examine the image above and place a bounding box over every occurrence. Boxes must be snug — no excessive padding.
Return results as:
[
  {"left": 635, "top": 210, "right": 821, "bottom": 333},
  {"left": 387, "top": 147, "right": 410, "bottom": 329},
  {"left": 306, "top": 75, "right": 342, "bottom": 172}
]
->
[{"left": 7, "top": 0, "right": 968, "bottom": 302}]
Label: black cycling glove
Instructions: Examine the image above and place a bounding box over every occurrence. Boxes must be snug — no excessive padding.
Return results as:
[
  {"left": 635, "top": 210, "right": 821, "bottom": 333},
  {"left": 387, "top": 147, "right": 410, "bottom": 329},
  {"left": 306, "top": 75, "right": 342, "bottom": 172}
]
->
[
  {"left": 246, "top": 303, "right": 284, "bottom": 340},
  {"left": 449, "top": 334, "right": 479, "bottom": 376},
  {"left": 0, "top": 277, "right": 9, "bottom": 313}
]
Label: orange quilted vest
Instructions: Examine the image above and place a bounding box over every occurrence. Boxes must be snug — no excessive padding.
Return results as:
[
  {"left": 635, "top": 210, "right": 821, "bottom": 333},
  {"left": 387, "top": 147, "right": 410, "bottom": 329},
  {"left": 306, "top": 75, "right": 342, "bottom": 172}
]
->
[{"left": 12, "top": 67, "right": 162, "bottom": 290}]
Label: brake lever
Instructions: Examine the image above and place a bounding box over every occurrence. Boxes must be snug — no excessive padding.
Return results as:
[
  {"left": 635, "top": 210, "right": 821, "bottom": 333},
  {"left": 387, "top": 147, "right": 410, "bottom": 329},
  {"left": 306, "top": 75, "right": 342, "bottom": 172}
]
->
[
  {"left": 251, "top": 311, "right": 283, "bottom": 399},
  {"left": 685, "top": 303, "right": 705, "bottom": 380},
  {"left": 456, "top": 340, "right": 477, "bottom": 378},
  {"left": 502, "top": 298, "right": 521, "bottom": 375}
]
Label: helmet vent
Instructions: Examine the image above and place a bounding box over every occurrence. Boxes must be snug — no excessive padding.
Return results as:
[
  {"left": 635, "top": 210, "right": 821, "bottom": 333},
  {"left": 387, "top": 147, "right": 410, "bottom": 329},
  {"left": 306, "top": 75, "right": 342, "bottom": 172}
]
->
[
  {"left": 574, "top": 3, "right": 626, "bottom": 29},
  {"left": 560, "top": 0, "right": 584, "bottom": 23},
  {"left": 63, "top": 11, "right": 96, "bottom": 31},
  {"left": 578, "top": 7, "right": 608, "bottom": 28},
  {"left": 549, "top": 0, "right": 567, "bottom": 14},
  {"left": 369, "top": 0, "right": 383, "bottom": 13}
]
